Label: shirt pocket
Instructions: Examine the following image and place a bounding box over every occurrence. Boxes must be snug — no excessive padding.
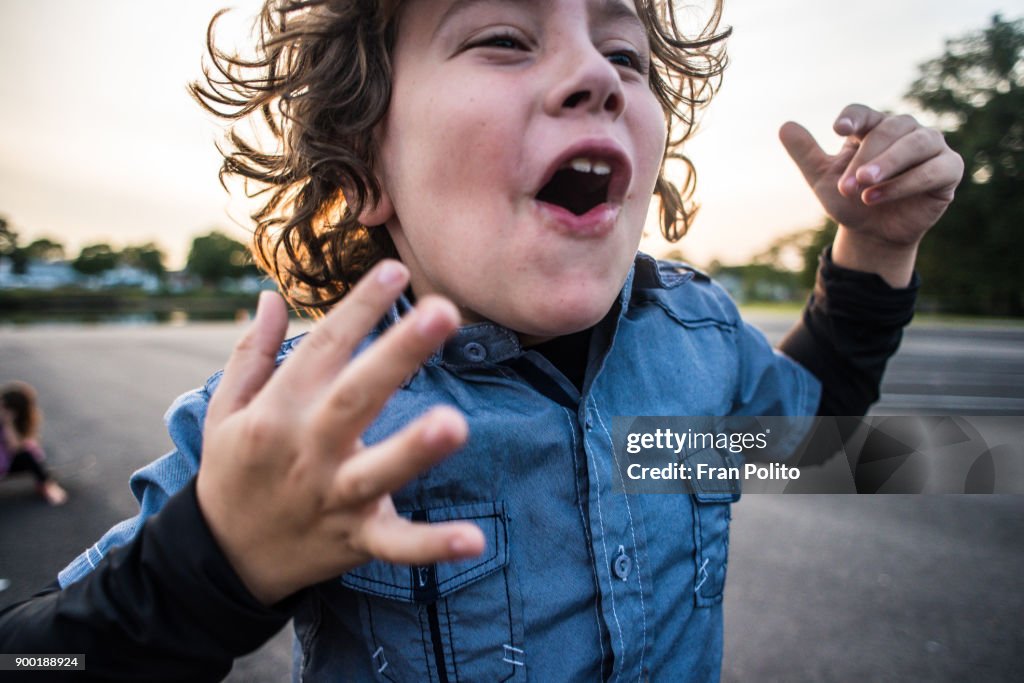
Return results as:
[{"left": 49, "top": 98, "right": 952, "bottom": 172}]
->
[
  {"left": 341, "top": 501, "right": 526, "bottom": 682},
  {"left": 690, "top": 491, "right": 738, "bottom": 607}
]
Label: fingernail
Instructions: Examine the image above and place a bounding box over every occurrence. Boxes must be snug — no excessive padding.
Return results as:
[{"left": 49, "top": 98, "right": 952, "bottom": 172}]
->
[
  {"left": 859, "top": 165, "right": 881, "bottom": 184},
  {"left": 450, "top": 535, "right": 480, "bottom": 555},
  {"left": 423, "top": 418, "right": 449, "bottom": 447},
  {"left": 865, "top": 188, "right": 882, "bottom": 203},
  {"left": 377, "top": 261, "right": 407, "bottom": 287},
  {"left": 841, "top": 176, "right": 858, "bottom": 194},
  {"left": 416, "top": 302, "right": 457, "bottom": 337},
  {"left": 836, "top": 117, "right": 854, "bottom": 133},
  {"left": 417, "top": 310, "right": 439, "bottom": 337}
]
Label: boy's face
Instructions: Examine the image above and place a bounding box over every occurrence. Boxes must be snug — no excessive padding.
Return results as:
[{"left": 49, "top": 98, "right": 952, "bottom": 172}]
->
[{"left": 371, "top": 0, "right": 666, "bottom": 342}]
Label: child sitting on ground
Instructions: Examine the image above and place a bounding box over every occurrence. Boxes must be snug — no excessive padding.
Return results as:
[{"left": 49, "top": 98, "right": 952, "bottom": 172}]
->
[
  {"left": 1, "top": 381, "right": 68, "bottom": 506},
  {"left": 0, "top": 0, "right": 962, "bottom": 680}
]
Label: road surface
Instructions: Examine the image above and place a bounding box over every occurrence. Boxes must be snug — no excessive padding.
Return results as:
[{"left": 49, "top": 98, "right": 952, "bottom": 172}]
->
[{"left": 1, "top": 317, "right": 1021, "bottom": 681}]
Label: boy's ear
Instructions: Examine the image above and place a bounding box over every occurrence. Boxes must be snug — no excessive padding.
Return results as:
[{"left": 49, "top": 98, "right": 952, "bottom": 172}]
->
[{"left": 356, "top": 185, "right": 395, "bottom": 227}]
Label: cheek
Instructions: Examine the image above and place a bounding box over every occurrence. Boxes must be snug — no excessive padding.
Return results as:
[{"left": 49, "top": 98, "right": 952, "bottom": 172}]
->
[
  {"left": 400, "top": 86, "right": 516, "bottom": 196},
  {"left": 635, "top": 102, "right": 669, "bottom": 190}
]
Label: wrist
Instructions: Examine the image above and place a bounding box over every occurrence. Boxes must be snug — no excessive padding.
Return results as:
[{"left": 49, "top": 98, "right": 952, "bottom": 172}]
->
[
  {"left": 196, "top": 472, "right": 290, "bottom": 605},
  {"left": 831, "top": 226, "right": 919, "bottom": 288}
]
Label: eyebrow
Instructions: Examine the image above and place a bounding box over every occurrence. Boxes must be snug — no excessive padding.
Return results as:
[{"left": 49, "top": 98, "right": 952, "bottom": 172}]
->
[
  {"left": 592, "top": 0, "right": 644, "bottom": 31},
  {"left": 436, "top": 0, "right": 645, "bottom": 37}
]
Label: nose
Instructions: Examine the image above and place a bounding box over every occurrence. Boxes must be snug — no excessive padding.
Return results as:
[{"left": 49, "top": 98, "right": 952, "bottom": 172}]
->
[{"left": 544, "top": 43, "right": 626, "bottom": 120}]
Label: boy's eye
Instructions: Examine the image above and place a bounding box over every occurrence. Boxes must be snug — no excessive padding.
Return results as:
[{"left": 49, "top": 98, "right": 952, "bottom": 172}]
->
[
  {"left": 474, "top": 33, "right": 528, "bottom": 51},
  {"left": 607, "top": 50, "right": 646, "bottom": 74}
]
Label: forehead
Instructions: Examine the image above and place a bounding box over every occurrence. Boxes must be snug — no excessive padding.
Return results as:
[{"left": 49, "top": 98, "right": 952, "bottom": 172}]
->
[{"left": 398, "top": 0, "right": 646, "bottom": 35}]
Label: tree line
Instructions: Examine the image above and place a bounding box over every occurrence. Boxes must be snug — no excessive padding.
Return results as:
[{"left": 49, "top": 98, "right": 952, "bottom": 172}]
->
[{"left": 0, "top": 219, "right": 258, "bottom": 286}]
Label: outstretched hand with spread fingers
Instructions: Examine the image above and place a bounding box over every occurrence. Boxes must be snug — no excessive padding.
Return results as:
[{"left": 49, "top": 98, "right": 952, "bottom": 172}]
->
[{"left": 197, "top": 260, "right": 484, "bottom": 606}]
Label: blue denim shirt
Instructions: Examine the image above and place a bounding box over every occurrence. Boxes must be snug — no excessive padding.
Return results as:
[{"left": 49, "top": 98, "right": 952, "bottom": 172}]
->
[{"left": 59, "top": 253, "right": 819, "bottom": 681}]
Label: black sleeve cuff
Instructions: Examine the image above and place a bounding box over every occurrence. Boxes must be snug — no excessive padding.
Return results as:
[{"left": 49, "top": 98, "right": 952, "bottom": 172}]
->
[
  {"left": 135, "top": 476, "right": 298, "bottom": 636},
  {"left": 83, "top": 477, "right": 298, "bottom": 664},
  {"left": 0, "top": 478, "right": 297, "bottom": 682},
  {"left": 779, "top": 246, "right": 919, "bottom": 416},
  {"left": 815, "top": 245, "right": 919, "bottom": 327}
]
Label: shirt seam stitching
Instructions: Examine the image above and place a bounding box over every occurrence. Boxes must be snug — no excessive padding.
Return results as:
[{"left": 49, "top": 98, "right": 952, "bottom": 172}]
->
[{"left": 563, "top": 408, "right": 607, "bottom": 672}]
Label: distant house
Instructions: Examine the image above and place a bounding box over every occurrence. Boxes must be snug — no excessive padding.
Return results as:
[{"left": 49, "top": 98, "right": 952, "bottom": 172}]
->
[
  {"left": 0, "top": 258, "right": 81, "bottom": 290},
  {"left": 220, "top": 274, "right": 275, "bottom": 294},
  {"left": 0, "top": 259, "right": 164, "bottom": 293},
  {"left": 97, "top": 265, "right": 161, "bottom": 293}
]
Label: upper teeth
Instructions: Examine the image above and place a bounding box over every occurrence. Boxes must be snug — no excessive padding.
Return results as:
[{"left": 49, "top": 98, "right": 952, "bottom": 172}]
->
[{"left": 567, "top": 157, "right": 612, "bottom": 176}]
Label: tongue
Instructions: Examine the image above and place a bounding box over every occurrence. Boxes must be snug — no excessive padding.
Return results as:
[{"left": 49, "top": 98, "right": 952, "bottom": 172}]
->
[{"left": 537, "top": 169, "right": 608, "bottom": 216}]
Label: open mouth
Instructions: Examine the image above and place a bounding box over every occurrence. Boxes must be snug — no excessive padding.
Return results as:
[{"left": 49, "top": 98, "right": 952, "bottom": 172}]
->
[{"left": 536, "top": 157, "right": 614, "bottom": 216}]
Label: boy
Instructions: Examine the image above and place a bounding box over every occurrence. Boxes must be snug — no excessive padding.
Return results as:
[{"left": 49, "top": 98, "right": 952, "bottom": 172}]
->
[{"left": 0, "top": 0, "right": 962, "bottom": 680}]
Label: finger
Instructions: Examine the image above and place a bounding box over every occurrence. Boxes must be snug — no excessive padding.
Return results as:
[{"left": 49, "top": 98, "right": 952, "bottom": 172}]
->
[
  {"left": 333, "top": 407, "right": 468, "bottom": 503},
  {"left": 833, "top": 103, "right": 886, "bottom": 138},
  {"left": 860, "top": 153, "right": 964, "bottom": 206},
  {"left": 852, "top": 127, "right": 947, "bottom": 189},
  {"left": 358, "top": 515, "right": 486, "bottom": 565},
  {"left": 273, "top": 259, "right": 410, "bottom": 388},
  {"left": 837, "top": 114, "right": 920, "bottom": 198},
  {"left": 208, "top": 290, "right": 289, "bottom": 424},
  {"left": 315, "top": 295, "right": 460, "bottom": 442},
  {"left": 779, "top": 121, "right": 831, "bottom": 186}
]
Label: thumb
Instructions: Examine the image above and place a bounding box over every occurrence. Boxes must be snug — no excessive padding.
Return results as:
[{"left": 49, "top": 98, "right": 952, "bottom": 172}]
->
[
  {"left": 779, "top": 121, "right": 830, "bottom": 186},
  {"left": 207, "top": 290, "right": 289, "bottom": 424}
]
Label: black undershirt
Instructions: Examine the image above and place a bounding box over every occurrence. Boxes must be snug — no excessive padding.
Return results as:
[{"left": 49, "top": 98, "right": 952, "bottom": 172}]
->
[{"left": 530, "top": 328, "right": 593, "bottom": 392}]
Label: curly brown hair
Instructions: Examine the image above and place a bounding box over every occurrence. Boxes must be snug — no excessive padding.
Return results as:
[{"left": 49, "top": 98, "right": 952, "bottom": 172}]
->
[{"left": 191, "top": 0, "right": 729, "bottom": 315}]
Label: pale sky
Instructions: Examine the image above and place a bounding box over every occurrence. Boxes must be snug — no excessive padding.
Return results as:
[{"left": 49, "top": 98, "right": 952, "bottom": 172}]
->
[{"left": 0, "top": 1, "right": 1012, "bottom": 269}]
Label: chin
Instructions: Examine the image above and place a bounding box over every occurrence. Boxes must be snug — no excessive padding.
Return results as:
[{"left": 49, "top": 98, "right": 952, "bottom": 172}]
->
[{"left": 508, "top": 287, "right": 619, "bottom": 340}]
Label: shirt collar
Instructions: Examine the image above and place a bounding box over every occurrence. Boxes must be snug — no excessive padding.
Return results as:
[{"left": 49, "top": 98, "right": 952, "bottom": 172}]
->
[{"left": 378, "top": 251, "right": 692, "bottom": 368}]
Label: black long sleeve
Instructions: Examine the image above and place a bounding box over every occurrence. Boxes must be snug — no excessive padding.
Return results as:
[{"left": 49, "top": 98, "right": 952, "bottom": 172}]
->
[
  {"left": 780, "top": 247, "right": 919, "bottom": 416},
  {"left": 0, "top": 479, "right": 296, "bottom": 682}
]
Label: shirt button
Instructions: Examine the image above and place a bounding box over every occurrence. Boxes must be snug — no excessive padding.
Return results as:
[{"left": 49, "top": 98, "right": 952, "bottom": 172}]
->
[
  {"left": 463, "top": 342, "right": 487, "bottom": 362},
  {"left": 613, "top": 549, "right": 632, "bottom": 581}
]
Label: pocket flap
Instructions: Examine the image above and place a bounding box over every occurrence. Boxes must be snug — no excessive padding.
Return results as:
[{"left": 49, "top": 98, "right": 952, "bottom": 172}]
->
[
  {"left": 682, "top": 447, "right": 742, "bottom": 502},
  {"left": 694, "top": 490, "right": 741, "bottom": 503},
  {"left": 340, "top": 501, "right": 508, "bottom": 603}
]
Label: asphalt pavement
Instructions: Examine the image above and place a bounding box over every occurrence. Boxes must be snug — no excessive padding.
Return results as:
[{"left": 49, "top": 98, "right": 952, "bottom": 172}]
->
[{"left": 1, "top": 316, "right": 1021, "bottom": 681}]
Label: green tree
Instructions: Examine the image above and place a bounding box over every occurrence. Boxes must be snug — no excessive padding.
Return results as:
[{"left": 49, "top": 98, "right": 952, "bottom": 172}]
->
[
  {"left": 735, "top": 218, "right": 836, "bottom": 292},
  {"left": 121, "top": 242, "right": 166, "bottom": 277},
  {"left": 186, "top": 230, "right": 257, "bottom": 284},
  {"left": 0, "top": 216, "right": 29, "bottom": 274},
  {"left": 23, "top": 238, "right": 66, "bottom": 263},
  {"left": 799, "top": 219, "right": 838, "bottom": 289},
  {"left": 0, "top": 216, "right": 13, "bottom": 255},
  {"left": 72, "top": 243, "right": 119, "bottom": 275},
  {"left": 906, "top": 14, "right": 1023, "bottom": 315}
]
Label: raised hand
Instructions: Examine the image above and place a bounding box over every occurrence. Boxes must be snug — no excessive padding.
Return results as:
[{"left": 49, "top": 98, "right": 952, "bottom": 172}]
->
[
  {"left": 780, "top": 104, "right": 964, "bottom": 285},
  {"left": 196, "top": 260, "right": 485, "bottom": 605}
]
